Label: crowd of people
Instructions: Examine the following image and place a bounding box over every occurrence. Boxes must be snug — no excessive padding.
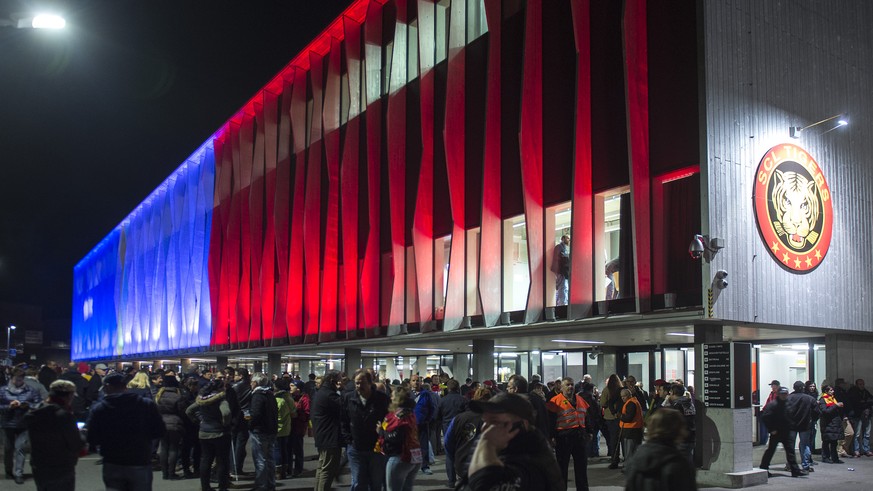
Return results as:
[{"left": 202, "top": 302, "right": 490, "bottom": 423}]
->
[{"left": 3, "top": 359, "right": 873, "bottom": 490}]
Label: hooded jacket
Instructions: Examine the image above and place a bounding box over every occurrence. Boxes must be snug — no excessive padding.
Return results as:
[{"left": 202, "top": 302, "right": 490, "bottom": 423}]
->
[
  {"left": 818, "top": 394, "right": 844, "bottom": 441},
  {"left": 623, "top": 439, "right": 698, "bottom": 491},
  {"left": 186, "top": 391, "right": 231, "bottom": 438},
  {"left": 24, "top": 402, "right": 84, "bottom": 474},
  {"left": 275, "top": 389, "right": 296, "bottom": 437},
  {"left": 786, "top": 390, "right": 820, "bottom": 431},
  {"left": 87, "top": 391, "right": 165, "bottom": 466},
  {"left": 250, "top": 385, "right": 278, "bottom": 435},
  {"left": 155, "top": 386, "right": 187, "bottom": 433},
  {"left": 311, "top": 385, "right": 343, "bottom": 449}
]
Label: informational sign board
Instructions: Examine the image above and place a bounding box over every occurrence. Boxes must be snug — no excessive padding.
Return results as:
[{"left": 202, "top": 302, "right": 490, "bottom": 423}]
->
[{"left": 702, "top": 342, "right": 752, "bottom": 409}]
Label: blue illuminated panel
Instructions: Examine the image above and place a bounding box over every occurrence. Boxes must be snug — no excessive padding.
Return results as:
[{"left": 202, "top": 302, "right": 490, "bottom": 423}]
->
[{"left": 72, "top": 142, "right": 215, "bottom": 360}]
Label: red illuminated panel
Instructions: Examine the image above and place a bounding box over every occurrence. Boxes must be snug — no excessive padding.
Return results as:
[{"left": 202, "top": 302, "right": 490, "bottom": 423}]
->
[
  {"left": 287, "top": 67, "right": 308, "bottom": 341},
  {"left": 250, "top": 102, "right": 267, "bottom": 344},
  {"left": 320, "top": 37, "right": 342, "bottom": 343},
  {"left": 209, "top": 132, "right": 230, "bottom": 346},
  {"left": 478, "top": 0, "right": 502, "bottom": 327},
  {"left": 340, "top": 15, "right": 363, "bottom": 337},
  {"left": 224, "top": 122, "right": 243, "bottom": 343},
  {"left": 261, "top": 89, "right": 279, "bottom": 344},
  {"left": 442, "top": 0, "right": 467, "bottom": 332},
  {"left": 520, "top": 0, "right": 544, "bottom": 324},
  {"left": 623, "top": 0, "right": 652, "bottom": 312},
  {"left": 361, "top": 0, "right": 385, "bottom": 338},
  {"left": 236, "top": 115, "right": 254, "bottom": 345},
  {"left": 569, "top": 0, "right": 594, "bottom": 318},
  {"left": 413, "top": 0, "right": 436, "bottom": 332},
  {"left": 303, "top": 51, "right": 326, "bottom": 344},
  {"left": 272, "top": 73, "right": 294, "bottom": 342},
  {"left": 386, "top": 0, "right": 411, "bottom": 335}
]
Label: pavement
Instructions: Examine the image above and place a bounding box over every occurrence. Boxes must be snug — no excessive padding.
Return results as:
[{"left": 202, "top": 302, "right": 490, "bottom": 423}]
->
[{"left": 4, "top": 437, "right": 873, "bottom": 490}]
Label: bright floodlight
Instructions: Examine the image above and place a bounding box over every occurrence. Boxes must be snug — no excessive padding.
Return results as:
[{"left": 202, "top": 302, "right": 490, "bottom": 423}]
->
[
  {"left": 32, "top": 14, "right": 65, "bottom": 29},
  {"left": 838, "top": 119, "right": 848, "bottom": 126}
]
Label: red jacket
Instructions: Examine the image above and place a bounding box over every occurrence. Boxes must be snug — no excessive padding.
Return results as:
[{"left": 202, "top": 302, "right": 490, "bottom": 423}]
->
[{"left": 291, "top": 393, "right": 311, "bottom": 437}]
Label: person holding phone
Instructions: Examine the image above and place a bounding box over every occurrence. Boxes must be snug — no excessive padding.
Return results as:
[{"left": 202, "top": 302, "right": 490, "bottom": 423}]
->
[
  {"left": 462, "top": 392, "right": 564, "bottom": 490},
  {"left": 1, "top": 367, "right": 43, "bottom": 484},
  {"left": 25, "top": 379, "right": 85, "bottom": 490}
]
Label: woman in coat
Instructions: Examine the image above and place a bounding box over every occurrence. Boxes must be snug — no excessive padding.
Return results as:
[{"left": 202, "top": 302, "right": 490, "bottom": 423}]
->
[
  {"left": 378, "top": 386, "right": 421, "bottom": 491},
  {"left": 624, "top": 408, "right": 697, "bottom": 491},
  {"left": 819, "top": 384, "right": 845, "bottom": 463},
  {"left": 187, "top": 379, "right": 232, "bottom": 491},
  {"left": 155, "top": 375, "right": 187, "bottom": 480}
]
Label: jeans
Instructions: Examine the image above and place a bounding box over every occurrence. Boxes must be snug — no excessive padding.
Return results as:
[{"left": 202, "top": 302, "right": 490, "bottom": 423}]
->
[
  {"left": 200, "top": 434, "right": 230, "bottom": 491},
  {"left": 605, "top": 419, "right": 620, "bottom": 458},
  {"left": 760, "top": 430, "right": 800, "bottom": 473},
  {"left": 851, "top": 415, "right": 872, "bottom": 454},
  {"left": 160, "top": 428, "right": 183, "bottom": 477},
  {"left": 555, "top": 274, "right": 569, "bottom": 306},
  {"left": 588, "top": 429, "right": 601, "bottom": 457},
  {"left": 250, "top": 431, "right": 277, "bottom": 491},
  {"left": 33, "top": 468, "right": 76, "bottom": 491},
  {"left": 315, "top": 447, "right": 342, "bottom": 491},
  {"left": 385, "top": 456, "right": 419, "bottom": 491},
  {"left": 418, "top": 423, "right": 431, "bottom": 470},
  {"left": 798, "top": 430, "right": 813, "bottom": 469},
  {"left": 102, "top": 463, "right": 153, "bottom": 491},
  {"left": 347, "top": 445, "right": 386, "bottom": 491},
  {"left": 758, "top": 415, "right": 769, "bottom": 446},
  {"left": 231, "top": 420, "right": 250, "bottom": 475},
  {"left": 274, "top": 435, "right": 289, "bottom": 474},
  {"left": 555, "top": 430, "right": 588, "bottom": 490},
  {"left": 289, "top": 434, "right": 305, "bottom": 474},
  {"left": 2, "top": 428, "right": 27, "bottom": 478}
]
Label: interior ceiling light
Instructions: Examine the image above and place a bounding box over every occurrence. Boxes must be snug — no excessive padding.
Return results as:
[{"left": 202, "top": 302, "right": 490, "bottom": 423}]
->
[
  {"left": 405, "top": 348, "right": 452, "bottom": 352},
  {"left": 667, "top": 332, "right": 695, "bottom": 337},
  {"left": 362, "top": 350, "right": 398, "bottom": 355},
  {"left": 550, "top": 339, "right": 605, "bottom": 344}
]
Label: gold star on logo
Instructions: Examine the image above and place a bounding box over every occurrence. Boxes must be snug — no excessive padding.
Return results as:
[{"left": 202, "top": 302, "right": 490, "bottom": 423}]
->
[
  {"left": 794, "top": 257, "right": 801, "bottom": 268},
  {"left": 805, "top": 257, "right": 813, "bottom": 267},
  {"left": 771, "top": 241, "right": 780, "bottom": 253},
  {"left": 782, "top": 252, "right": 790, "bottom": 263},
  {"left": 815, "top": 249, "right": 822, "bottom": 260}
]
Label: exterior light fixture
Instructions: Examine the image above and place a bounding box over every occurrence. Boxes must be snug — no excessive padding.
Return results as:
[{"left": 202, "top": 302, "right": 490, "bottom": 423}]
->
[
  {"left": 5, "top": 325, "right": 16, "bottom": 363},
  {"left": 790, "top": 114, "right": 848, "bottom": 138},
  {"left": 0, "top": 13, "right": 66, "bottom": 29}
]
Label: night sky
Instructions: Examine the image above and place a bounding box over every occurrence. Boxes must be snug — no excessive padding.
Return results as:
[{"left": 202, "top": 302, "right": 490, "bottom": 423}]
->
[{"left": 0, "top": 1, "right": 352, "bottom": 332}]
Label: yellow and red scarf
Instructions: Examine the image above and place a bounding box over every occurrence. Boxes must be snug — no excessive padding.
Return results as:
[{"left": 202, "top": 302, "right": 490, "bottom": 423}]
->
[{"left": 822, "top": 393, "right": 838, "bottom": 406}]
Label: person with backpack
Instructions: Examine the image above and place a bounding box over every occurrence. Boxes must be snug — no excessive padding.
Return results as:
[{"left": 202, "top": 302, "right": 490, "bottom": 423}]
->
[{"left": 787, "top": 380, "right": 820, "bottom": 473}]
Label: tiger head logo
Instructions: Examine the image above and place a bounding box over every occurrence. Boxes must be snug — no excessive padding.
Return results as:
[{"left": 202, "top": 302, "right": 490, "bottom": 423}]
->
[
  {"left": 754, "top": 144, "right": 833, "bottom": 273},
  {"left": 771, "top": 170, "right": 820, "bottom": 250}
]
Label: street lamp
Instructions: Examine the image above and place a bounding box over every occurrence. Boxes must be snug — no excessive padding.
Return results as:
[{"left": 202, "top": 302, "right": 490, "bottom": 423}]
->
[
  {"left": 0, "top": 13, "right": 66, "bottom": 29},
  {"left": 6, "top": 325, "right": 16, "bottom": 364}
]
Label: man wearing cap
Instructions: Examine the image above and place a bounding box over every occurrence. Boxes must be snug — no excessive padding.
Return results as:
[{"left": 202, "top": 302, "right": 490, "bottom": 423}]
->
[
  {"left": 548, "top": 377, "right": 592, "bottom": 490},
  {"left": 464, "top": 392, "right": 564, "bottom": 490},
  {"left": 25, "top": 379, "right": 85, "bottom": 490},
  {"left": 87, "top": 372, "right": 166, "bottom": 490},
  {"left": 85, "top": 363, "right": 107, "bottom": 408},
  {"left": 759, "top": 386, "right": 805, "bottom": 477}
]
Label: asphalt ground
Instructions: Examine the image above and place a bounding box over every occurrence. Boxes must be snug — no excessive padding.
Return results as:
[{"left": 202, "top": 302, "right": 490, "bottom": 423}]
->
[{"left": 3, "top": 436, "right": 873, "bottom": 490}]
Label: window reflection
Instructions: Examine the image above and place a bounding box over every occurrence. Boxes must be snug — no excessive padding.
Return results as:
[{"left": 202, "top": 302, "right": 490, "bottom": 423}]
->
[{"left": 502, "top": 216, "right": 530, "bottom": 312}]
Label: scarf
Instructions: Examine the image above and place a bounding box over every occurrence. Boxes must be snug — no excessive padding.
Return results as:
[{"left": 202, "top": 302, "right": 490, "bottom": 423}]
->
[{"left": 822, "top": 393, "right": 838, "bottom": 406}]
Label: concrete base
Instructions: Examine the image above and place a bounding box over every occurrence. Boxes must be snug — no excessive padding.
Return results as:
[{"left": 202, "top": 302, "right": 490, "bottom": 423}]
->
[{"left": 697, "top": 468, "right": 769, "bottom": 488}]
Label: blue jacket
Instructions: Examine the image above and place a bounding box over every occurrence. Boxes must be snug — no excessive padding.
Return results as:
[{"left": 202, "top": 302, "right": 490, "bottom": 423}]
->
[
  {"left": 414, "top": 389, "right": 437, "bottom": 425},
  {"left": 0, "top": 381, "right": 42, "bottom": 429}
]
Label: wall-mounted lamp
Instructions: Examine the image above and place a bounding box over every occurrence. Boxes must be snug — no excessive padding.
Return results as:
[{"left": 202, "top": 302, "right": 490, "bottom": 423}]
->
[
  {"left": 790, "top": 114, "right": 848, "bottom": 139},
  {"left": 688, "top": 234, "right": 724, "bottom": 263}
]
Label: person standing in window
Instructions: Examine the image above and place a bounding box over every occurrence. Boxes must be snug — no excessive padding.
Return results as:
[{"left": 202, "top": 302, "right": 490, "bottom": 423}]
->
[{"left": 551, "top": 235, "right": 571, "bottom": 306}]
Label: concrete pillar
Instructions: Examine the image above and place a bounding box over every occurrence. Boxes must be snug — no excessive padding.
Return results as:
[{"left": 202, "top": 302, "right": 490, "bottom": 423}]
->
[
  {"left": 181, "top": 358, "right": 192, "bottom": 374},
  {"left": 472, "top": 339, "right": 495, "bottom": 382},
  {"left": 414, "top": 356, "right": 427, "bottom": 377},
  {"left": 298, "top": 360, "right": 313, "bottom": 377},
  {"left": 825, "top": 334, "right": 873, "bottom": 385},
  {"left": 132, "top": 361, "right": 141, "bottom": 372},
  {"left": 152, "top": 360, "right": 161, "bottom": 371},
  {"left": 253, "top": 361, "right": 263, "bottom": 374},
  {"left": 344, "top": 348, "right": 362, "bottom": 374},
  {"left": 385, "top": 358, "right": 400, "bottom": 383},
  {"left": 452, "top": 353, "right": 471, "bottom": 382},
  {"left": 267, "top": 353, "right": 282, "bottom": 377},
  {"left": 216, "top": 356, "right": 229, "bottom": 369},
  {"left": 694, "top": 323, "right": 765, "bottom": 488}
]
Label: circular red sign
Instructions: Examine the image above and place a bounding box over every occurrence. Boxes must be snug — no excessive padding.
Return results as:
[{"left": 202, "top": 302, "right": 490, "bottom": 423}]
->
[{"left": 753, "top": 143, "right": 833, "bottom": 273}]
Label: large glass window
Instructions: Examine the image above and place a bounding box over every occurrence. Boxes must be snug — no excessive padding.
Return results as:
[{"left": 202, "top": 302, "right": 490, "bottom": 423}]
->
[
  {"left": 467, "top": 228, "right": 483, "bottom": 315},
  {"left": 627, "top": 352, "right": 650, "bottom": 390},
  {"left": 542, "top": 351, "right": 565, "bottom": 384},
  {"left": 503, "top": 215, "right": 530, "bottom": 312},
  {"left": 566, "top": 352, "right": 585, "bottom": 382},
  {"left": 663, "top": 348, "right": 686, "bottom": 382},
  {"left": 435, "top": 235, "right": 451, "bottom": 319},
  {"left": 595, "top": 189, "right": 628, "bottom": 301},
  {"left": 545, "top": 203, "right": 571, "bottom": 307}
]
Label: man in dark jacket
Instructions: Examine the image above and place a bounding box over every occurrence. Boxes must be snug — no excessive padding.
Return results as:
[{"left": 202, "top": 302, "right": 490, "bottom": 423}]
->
[
  {"left": 439, "top": 379, "right": 470, "bottom": 486},
  {"left": 341, "top": 368, "right": 389, "bottom": 490},
  {"left": 25, "top": 379, "right": 84, "bottom": 490},
  {"left": 87, "top": 372, "right": 166, "bottom": 490},
  {"left": 249, "top": 373, "right": 278, "bottom": 491},
  {"left": 847, "top": 378, "right": 873, "bottom": 457},
  {"left": 759, "top": 387, "right": 804, "bottom": 477},
  {"left": 788, "top": 380, "right": 820, "bottom": 472},
  {"left": 59, "top": 362, "right": 89, "bottom": 421},
  {"left": 412, "top": 374, "right": 438, "bottom": 475},
  {"left": 663, "top": 384, "right": 696, "bottom": 466},
  {"left": 231, "top": 367, "right": 253, "bottom": 477},
  {"left": 312, "top": 370, "right": 343, "bottom": 490}
]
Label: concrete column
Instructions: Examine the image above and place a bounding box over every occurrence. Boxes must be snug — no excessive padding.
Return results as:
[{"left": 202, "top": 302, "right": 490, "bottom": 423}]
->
[
  {"left": 825, "top": 334, "right": 873, "bottom": 385},
  {"left": 414, "top": 356, "right": 427, "bottom": 377},
  {"left": 253, "top": 361, "right": 263, "bottom": 374},
  {"left": 694, "top": 323, "right": 765, "bottom": 488},
  {"left": 344, "top": 348, "right": 362, "bottom": 374},
  {"left": 452, "top": 353, "right": 471, "bottom": 382},
  {"left": 152, "top": 360, "right": 161, "bottom": 371},
  {"left": 385, "top": 358, "right": 400, "bottom": 383},
  {"left": 132, "top": 361, "right": 141, "bottom": 372},
  {"left": 472, "top": 339, "right": 495, "bottom": 382},
  {"left": 267, "top": 353, "right": 282, "bottom": 376},
  {"left": 216, "top": 356, "right": 229, "bottom": 369},
  {"left": 181, "top": 358, "right": 192, "bottom": 374},
  {"left": 298, "top": 360, "right": 313, "bottom": 377}
]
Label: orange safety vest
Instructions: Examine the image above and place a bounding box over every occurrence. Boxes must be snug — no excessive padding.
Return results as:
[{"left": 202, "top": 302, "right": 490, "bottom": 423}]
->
[
  {"left": 550, "top": 393, "right": 589, "bottom": 432},
  {"left": 619, "top": 397, "right": 644, "bottom": 429}
]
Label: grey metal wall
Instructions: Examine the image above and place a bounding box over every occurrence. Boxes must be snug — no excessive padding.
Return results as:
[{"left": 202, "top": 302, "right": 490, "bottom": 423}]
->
[{"left": 702, "top": 0, "right": 873, "bottom": 330}]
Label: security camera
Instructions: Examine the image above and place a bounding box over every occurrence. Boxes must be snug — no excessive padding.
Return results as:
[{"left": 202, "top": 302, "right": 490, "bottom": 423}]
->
[
  {"left": 715, "top": 278, "right": 728, "bottom": 289},
  {"left": 688, "top": 235, "right": 705, "bottom": 259},
  {"left": 715, "top": 270, "right": 728, "bottom": 280}
]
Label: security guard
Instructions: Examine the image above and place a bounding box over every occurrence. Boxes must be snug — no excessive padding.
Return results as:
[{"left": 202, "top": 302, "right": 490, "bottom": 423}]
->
[
  {"left": 548, "top": 377, "right": 592, "bottom": 491},
  {"left": 609, "top": 388, "right": 644, "bottom": 469}
]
